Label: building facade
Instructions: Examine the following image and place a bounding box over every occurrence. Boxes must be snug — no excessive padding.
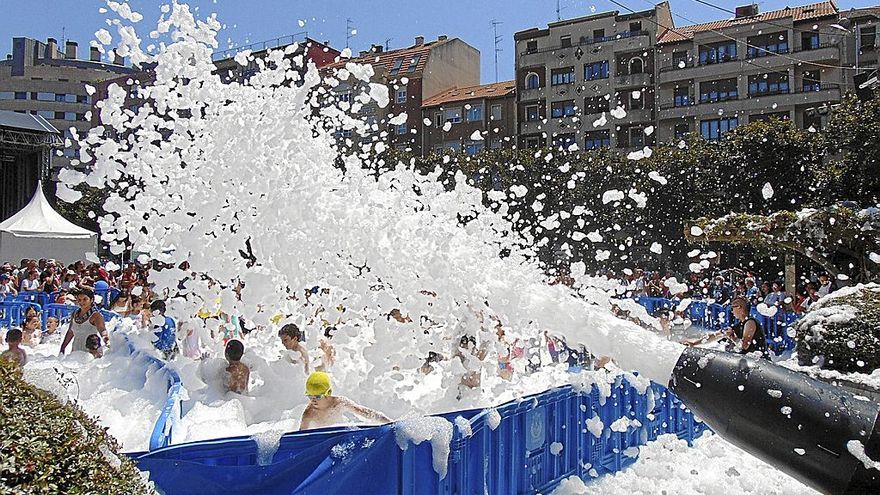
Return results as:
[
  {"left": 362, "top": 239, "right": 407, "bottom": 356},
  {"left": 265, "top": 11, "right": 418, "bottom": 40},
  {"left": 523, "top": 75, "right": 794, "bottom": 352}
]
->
[
  {"left": 0, "top": 37, "right": 135, "bottom": 176},
  {"left": 420, "top": 80, "right": 516, "bottom": 154},
  {"left": 325, "top": 36, "right": 480, "bottom": 156},
  {"left": 655, "top": 1, "right": 847, "bottom": 143},
  {"left": 513, "top": 3, "right": 673, "bottom": 151}
]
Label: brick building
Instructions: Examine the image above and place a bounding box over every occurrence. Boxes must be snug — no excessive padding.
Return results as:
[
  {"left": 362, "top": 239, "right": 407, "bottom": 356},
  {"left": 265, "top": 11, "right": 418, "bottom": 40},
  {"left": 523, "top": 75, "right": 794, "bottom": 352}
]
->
[
  {"left": 421, "top": 80, "right": 516, "bottom": 154},
  {"left": 325, "top": 35, "right": 480, "bottom": 156}
]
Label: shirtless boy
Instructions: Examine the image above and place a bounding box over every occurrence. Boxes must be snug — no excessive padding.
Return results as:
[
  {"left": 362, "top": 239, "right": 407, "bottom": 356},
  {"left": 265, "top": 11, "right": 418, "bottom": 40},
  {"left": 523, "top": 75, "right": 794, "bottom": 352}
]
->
[{"left": 299, "top": 371, "right": 391, "bottom": 431}]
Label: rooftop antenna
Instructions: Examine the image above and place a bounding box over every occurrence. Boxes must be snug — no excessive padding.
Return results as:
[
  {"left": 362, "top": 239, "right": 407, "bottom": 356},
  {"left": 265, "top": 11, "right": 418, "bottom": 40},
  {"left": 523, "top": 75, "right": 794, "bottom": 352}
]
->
[
  {"left": 385, "top": 38, "right": 392, "bottom": 51},
  {"left": 345, "top": 18, "right": 356, "bottom": 49},
  {"left": 555, "top": 0, "right": 569, "bottom": 21},
  {"left": 491, "top": 20, "right": 503, "bottom": 83}
]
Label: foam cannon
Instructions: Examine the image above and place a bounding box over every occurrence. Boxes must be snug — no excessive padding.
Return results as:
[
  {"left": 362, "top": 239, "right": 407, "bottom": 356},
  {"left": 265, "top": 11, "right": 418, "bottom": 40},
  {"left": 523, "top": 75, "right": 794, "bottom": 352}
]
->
[{"left": 669, "top": 347, "right": 879, "bottom": 495}]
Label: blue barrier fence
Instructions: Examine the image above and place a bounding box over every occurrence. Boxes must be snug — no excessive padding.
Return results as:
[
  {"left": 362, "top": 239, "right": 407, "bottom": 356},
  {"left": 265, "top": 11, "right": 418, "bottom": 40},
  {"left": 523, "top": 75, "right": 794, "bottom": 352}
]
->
[
  {"left": 120, "top": 333, "right": 183, "bottom": 450},
  {"left": 633, "top": 296, "right": 799, "bottom": 355},
  {"left": 2, "top": 287, "right": 119, "bottom": 310},
  {"left": 130, "top": 376, "right": 706, "bottom": 495}
]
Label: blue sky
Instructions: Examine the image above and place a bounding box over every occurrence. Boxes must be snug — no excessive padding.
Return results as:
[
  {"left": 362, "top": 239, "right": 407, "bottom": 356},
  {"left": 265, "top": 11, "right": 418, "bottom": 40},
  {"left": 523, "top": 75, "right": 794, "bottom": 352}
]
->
[{"left": 1, "top": 0, "right": 877, "bottom": 83}]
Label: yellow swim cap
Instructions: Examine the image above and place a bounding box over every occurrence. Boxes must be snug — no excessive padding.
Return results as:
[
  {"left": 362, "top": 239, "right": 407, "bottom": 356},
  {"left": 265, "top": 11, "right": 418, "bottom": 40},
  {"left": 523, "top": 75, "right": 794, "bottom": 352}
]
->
[{"left": 305, "top": 371, "right": 332, "bottom": 396}]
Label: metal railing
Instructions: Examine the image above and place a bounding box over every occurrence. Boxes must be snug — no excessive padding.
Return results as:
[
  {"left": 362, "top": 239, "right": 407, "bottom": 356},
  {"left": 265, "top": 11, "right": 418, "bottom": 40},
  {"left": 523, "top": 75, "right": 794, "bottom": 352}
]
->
[
  {"left": 520, "top": 30, "right": 649, "bottom": 56},
  {"left": 212, "top": 32, "right": 309, "bottom": 62}
]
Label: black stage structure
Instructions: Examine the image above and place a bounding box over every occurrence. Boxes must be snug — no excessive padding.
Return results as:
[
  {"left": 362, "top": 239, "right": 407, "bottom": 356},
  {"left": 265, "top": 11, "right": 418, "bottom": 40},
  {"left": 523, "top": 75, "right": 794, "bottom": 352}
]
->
[{"left": 0, "top": 110, "right": 62, "bottom": 221}]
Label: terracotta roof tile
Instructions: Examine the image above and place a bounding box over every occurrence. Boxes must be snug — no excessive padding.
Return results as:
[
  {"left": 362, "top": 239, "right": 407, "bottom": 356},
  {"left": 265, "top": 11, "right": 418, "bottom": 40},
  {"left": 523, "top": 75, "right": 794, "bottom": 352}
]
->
[
  {"left": 658, "top": 1, "right": 839, "bottom": 44},
  {"left": 324, "top": 39, "right": 450, "bottom": 77},
  {"left": 422, "top": 81, "right": 516, "bottom": 107}
]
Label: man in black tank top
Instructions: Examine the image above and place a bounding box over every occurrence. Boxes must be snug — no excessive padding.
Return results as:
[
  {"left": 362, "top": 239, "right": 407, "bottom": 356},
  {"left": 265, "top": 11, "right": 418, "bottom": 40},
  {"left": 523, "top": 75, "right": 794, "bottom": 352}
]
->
[{"left": 727, "top": 297, "right": 767, "bottom": 358}]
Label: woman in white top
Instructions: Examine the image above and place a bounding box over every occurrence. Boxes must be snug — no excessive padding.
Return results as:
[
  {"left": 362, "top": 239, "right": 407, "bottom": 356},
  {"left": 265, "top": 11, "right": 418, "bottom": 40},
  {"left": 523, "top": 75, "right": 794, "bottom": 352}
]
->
[{"left": 60, "top": 288, "right": 108, "bottom": 354}]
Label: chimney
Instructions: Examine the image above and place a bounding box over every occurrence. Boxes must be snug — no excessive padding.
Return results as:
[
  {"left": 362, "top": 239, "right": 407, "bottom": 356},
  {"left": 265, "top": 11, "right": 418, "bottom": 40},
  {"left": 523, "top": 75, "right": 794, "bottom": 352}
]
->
[
  {"left": 113, "top": 51, "right": 123, "bottom": 66},
  {"left": 90, "top": 46, "right": 101, "bottom": 62},
  {"left": 45, "top": 38, "right": 58, "bottom": 59},
  {"left": 65, "top": 41, "right": 77, "bottom": 59},
  {"left": 415, "top": 36, "right": 425, "bottom": 46},
  {"left": 437, "top": 35, "right": 448, "bottom": 41},
  {"left": 371, "top": 44, "right": 384, "bottom": 53},
  {"left": 734, "top": 4, "right": 758, "bottom": 18}
]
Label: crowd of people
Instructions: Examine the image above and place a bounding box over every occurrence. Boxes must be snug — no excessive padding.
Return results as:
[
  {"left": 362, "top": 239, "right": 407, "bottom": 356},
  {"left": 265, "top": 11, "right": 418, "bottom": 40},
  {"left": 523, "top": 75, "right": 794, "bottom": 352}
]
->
[{"left": 602, "top": 267, "right": 837, "bottom": 315}]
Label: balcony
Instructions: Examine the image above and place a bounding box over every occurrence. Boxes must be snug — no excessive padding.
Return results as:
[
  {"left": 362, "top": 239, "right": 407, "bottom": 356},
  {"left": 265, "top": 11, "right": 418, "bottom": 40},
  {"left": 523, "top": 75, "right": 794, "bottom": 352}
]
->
[
  {"left": 658, "top": 56, "right": 740, "bottom": 84},
  {"left": 792, "top": 43, "right": 840, "bottom": 63},
  {"left": 519, "top": 119, "right": 545, "bottom": 135},
  {"left": 613, "top": 30, "right": 652, "bottom": 51},
  {"left": 518, "top": 86, "right": 547, "bottom": 102},
  {"left": 658, "top": 84, "right": 842, "bottom": 120},
  {"left": 614, "top": 72, "right": 652, "bottom": 88}
]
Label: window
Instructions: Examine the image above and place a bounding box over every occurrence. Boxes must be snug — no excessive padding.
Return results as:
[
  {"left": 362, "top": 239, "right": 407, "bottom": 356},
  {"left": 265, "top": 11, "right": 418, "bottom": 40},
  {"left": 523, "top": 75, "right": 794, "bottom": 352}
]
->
[
  {"left": 803, "top": 112, "right": 822, "bottom": 131},
  {"left": 525, "top": 104, "right": 540, "bottom": 122},
  {"left": 698, "top": 41, "right": 737, "bottom": 65},
  {"left": 54, "top": 111, "right": 65, "bottom": 120},
  {"left": 444, "top": 107, "right": 462, "bottom": 123},
  {"left": 525, "top": 72, "right": 540, "bottom": 89},
  {"left": 700, "top": 117, "right": 739, "bottom": 140},
  {"left": 490, "top": 104, "right": 502, "bottom": 121},
  {"left": 629, "top": 22, "right": 642, "bottom": 33},
  {"left": 0, "top": 91, "right": 13, "bottom": 100},
  {"left": 861, "top": 26, "right": 877, "bottom": 50},
  {"left": 524, "top": 136, "right": 543, "bottom": 149},
  {"left": 625, "top": 127, "right": 645, "bottom": 148},
  {"left": 490, "top": 138, "right": 503, "bottom": 149},
  {"left": 552, "top": 133, "right": 576, "bottom": 149},
  {"left": 36, "top": 110, "right": 54, "bottom": 119},
  {"left": 336, "top": 128, "right": 353, "bottom": 138},
  {"left": 14, "top": 92, "right": 27, "bottom": 100},
  {"left": 672, "top": 51, "right": 688, "bottom": 69},
  {"left": 674, "top": 122, "right": 690, "bottom": 139},
  {"left": 339, "top": 92, "right": 351, "bottom": 103},
  {"left": 628, "top": 91, "right": 644, "bottom": 110},
  {"left": 551, "top": 67, "right": 575, "bottom": 86},
  {"left": 802, "top": 32, "right": 820, "bottom": 51},
  {"left": 560, "top": 35, "right": 572, "bottom": 48},
  {"left": 435, "top": 112, "right": 443, "bottom": 127},
  {"left": 747, "top": 33, "right": 789, "bottom": 58},
  {"left": 526, "top": 40, "right": 538, "bottom": 53},
  {"left": 55, "top": 93, "right": 66, "bottom": 102},
  {"left": 396, "top": 122, "right": 408, "bottom": 135},
  {"left": 699, "top": 78, "right": 738, "bottom": 103},
  {"left": 407, "top": 55, "right": 421, "bottom": 72},
  {"left": 466, "top": 104, "right": 483, "bottom": 122},
  {"left": 396, "top": 88, "right": 407, "bottom": 104},
  {"left": 674, "top": 86, "right": 690, "bottom": 107},
  {"left": 36, "top": 92, "right": 54, "bottom": 101},
  {"left": 77, "top": 94, "right": 91, "bottom": 104},
  {"left": 550, "top": 100, "right": 576, "bottom": 118},
  {"left": 748, "top": 73, "right": 789, "bottom": 96},
  {"left": 628, "top": 57, "right": 644, "bottom": 75},
  {"left": 802, "top": 70, "right": 820, "bottom": 92},
  {"left": 389, "top": 57, "right": 404, "bottom": 76},
  {"left": 584, "top": 130, "right": 610, "bottom": 149},
  {"left": 584, "top": 96, "right": 609, "bottom": 114},
  {"left": 593, "top": 29, "right": 605, "bottom": 41},
  {"left": 465, "top": 140, "right": 483, "bottom": 156},
  {"left": 584, "top": 61, "right": 609, "bottom": 80},
  {"left": 76, "top": 113, "right": 85, "bottom": 121}
]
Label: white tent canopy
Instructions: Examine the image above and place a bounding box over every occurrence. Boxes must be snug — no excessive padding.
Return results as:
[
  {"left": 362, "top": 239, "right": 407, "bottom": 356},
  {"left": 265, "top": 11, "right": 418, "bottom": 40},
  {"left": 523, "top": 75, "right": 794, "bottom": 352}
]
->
[{"left": 0, "top": 181, "right": 97, "bottom": 263}]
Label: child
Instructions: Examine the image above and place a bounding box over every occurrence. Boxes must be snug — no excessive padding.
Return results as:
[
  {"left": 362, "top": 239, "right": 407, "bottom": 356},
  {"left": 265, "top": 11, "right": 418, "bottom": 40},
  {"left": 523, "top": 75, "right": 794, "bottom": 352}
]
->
[
  {"left": 21, "top": 315, "right": 41, "bottom": 347},
  {"left": 299, "top": 372, "right": 391, "bottom": 431},
  {"left": 150, "top": 300, "right": 178, "bottom": 359},
  {"left": 224, "top": 339, "right": 250, "bottom": 394},
  {"left": 41, "top": 316, "right": 59, "bottom": 344},
  {"left": 278, "top": 323, "right": 309, "bottom": 374},
  {"left": 1, "top": 329, "right": 27, "bottom": 367},
  {"left": 85, "top": 334, "right": 103, "bottom": 359}
]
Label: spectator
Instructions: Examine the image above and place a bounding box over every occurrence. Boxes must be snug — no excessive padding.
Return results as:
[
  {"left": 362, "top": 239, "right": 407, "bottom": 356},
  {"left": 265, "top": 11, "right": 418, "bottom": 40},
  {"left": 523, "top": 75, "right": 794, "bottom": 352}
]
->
[
  {"left": 0, "top": 273, "right": 16, "bottom": 296},
  {"left": 19, "top": 270, "right": 39, "bottom": 292},
  {"left": 60, "top": 288, "right": 108, "bottom": 355},
  {"left": 224, "top": 339, "right": 249, "bottom": 394},
  {"left": 800, "top": 283, "right": 821, "bottom": 313},
  {"left": 817, "top": 273, "right": 834, "bottom": 297},
  {"left": 764, "top": 281, "right": 785, "bottom": 307},
  {"left": 2, "top": 329, "right": 27, "bottom": 367},
  {"left": 710, "top": 276, "right": 731, "bottom": 304},
  {"left": 150, "top": 300, "right": 178, "bottom": 359},
  {"left": 299, "top": 371, "right": 391, "bottom": 431},
  {"left": 744, "top": 277, "right": 759, "bottom": 303},
  {"left": 278, "top": 323, "right": 309, "bottom": 374},
  {"left": 759, "top": 281, "right": 772, "bottom": 304}
]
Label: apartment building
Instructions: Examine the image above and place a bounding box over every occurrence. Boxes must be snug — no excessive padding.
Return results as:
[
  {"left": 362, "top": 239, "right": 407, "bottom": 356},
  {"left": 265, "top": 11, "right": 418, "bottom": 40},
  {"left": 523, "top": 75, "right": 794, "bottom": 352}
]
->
[
  {"left": 213, "top": 34, "right": 340, "bottom": 84},
  {"left": 0, "top": 37, "right": 135, "bottom": 175},
  {"left": 325, "top": 35, "right": 480, "bottom": 156},
  {"left": 420, "top": 80, "right": 516, "bottom": 154},
  {"left": 655, "top": 2, "right": 848, "bottom": 142},
  {"left": 840, "top": 7, "right": 880, "bottom": 79},
  {"left": 513, "top": 3, "right": 673, "bottom": 151}
]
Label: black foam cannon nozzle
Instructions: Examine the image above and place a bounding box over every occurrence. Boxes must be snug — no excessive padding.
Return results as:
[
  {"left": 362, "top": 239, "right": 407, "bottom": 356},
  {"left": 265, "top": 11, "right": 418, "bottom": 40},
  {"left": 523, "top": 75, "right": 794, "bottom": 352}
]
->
[{"left": 669, "top": 347, "right": 880, "bottom": 495}]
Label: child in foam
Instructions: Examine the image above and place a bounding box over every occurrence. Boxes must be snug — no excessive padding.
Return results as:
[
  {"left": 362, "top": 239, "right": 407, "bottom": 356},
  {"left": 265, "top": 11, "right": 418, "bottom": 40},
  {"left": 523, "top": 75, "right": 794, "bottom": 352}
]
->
[
  {"left": 299, "top": 371, "right": 392, "bottom": 431},
  {"left": 20, "top": 315, "right": 41, "bottom": 347},
  {"left": 278, "top": 323, "right": 310, "bottom": 374},
  {"left": 2, "top": 329, "right": 27, "bottom": 367},
  {"left": 225, "top": 339, "right": 250, "bottom": 394}
]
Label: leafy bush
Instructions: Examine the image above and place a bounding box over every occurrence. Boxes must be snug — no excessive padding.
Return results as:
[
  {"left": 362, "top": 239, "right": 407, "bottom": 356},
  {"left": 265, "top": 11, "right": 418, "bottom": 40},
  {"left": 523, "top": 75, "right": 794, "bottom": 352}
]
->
[
  {"left": 795, "top": 284, "right": 880, "bottom": 373},
  {"left": 0, "top": 360, "right": 154, "bottom": 494}
]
